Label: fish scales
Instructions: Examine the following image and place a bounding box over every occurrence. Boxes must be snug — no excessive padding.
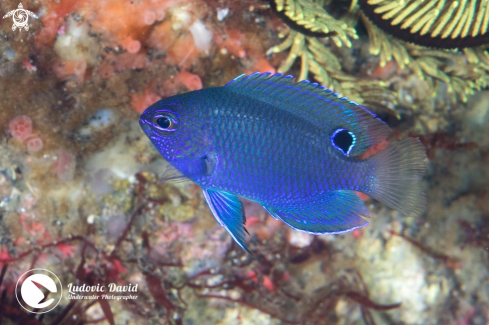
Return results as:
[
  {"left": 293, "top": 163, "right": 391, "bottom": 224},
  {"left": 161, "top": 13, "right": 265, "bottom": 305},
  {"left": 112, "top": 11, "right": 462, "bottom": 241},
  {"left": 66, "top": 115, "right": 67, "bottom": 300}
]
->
[
  {"left": 204, "top": 89, "right": 357, "bottom": 203},
  {"left": 140, "top": 72, "right": 426, "bottom": 253}
]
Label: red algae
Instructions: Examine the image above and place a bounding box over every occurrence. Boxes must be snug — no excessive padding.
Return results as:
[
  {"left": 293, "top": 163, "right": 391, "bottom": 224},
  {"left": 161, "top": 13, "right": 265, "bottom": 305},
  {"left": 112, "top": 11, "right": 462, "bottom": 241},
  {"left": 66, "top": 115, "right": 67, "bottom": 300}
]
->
[
  {"left": 55, "top": 242, "right": 77, "bottom": 259},
  {"left": 411, "top": 131, "right": 478, "bottom": 159},
  {"left": 9, "top": 115, "right": 33, "bottom": 141}
]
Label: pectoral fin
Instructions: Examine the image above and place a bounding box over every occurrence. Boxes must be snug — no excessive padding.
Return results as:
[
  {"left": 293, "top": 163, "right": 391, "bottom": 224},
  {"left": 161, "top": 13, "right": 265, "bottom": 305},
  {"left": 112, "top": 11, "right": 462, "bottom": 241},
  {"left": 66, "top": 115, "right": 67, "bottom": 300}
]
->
[
  {"left": 202, "top": 189, "right": 251, "bottom": 254},
  {"left": 165, "top": 154, "right": 218, "bottom": 182},
  {"left": 159, "top": 163, "right": 190, "bottom": 183}
]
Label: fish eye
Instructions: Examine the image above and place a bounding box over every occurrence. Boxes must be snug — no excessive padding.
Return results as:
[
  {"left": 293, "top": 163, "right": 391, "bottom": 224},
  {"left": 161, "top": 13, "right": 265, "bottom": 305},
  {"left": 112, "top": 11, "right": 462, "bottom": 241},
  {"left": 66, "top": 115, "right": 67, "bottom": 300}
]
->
[
  {"left": 153, "top": 111, "right": 178, "bottom": 134},
  {"left": 331, "top": 128, "right": 356, "bottom": 156},
  {"left": 156, "top": 116, "right": 172, "bottom": 129}
]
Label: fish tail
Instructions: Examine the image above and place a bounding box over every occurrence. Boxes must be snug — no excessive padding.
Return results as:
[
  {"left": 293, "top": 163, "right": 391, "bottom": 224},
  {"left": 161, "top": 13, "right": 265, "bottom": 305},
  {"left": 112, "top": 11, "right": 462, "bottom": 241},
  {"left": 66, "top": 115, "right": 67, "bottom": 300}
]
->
[{"left": 368, "top": 138, "right": 427, "bottom": 217}]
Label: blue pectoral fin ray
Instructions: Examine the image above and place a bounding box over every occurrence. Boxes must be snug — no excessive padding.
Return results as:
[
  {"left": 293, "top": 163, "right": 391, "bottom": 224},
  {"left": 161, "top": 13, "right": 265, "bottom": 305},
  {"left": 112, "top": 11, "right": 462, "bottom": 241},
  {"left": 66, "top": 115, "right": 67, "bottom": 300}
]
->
[
  {"left": 263, "top": 190, "right": 370, "bottom": 234},
  {"left": 202, "top": 189, "right": 251, "bottom": 253}
]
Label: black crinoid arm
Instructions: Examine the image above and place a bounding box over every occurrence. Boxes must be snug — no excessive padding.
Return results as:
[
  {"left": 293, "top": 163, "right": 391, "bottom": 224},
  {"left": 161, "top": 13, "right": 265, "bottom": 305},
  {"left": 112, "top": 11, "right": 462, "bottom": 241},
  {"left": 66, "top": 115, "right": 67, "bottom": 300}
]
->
[{"left": 358, "top": 0, "right": 489, "bottom": 49}]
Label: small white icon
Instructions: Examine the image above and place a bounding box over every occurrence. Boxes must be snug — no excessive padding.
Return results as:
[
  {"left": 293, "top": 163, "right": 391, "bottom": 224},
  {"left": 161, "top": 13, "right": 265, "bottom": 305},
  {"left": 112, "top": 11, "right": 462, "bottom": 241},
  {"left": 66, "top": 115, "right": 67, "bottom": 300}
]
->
[
  {"left": 3, "top": 3, "right": 38, "bottom": 31},
  {"left": 16, "top": 269, "right": 63, "bottom": 314}
]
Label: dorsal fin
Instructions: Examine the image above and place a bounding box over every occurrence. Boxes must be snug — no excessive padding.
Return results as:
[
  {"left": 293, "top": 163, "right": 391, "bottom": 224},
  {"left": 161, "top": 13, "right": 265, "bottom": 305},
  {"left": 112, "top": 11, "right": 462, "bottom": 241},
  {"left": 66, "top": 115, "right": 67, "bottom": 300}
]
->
[{"left": 225, "top": 72, "right": 390, "bottom": 156}]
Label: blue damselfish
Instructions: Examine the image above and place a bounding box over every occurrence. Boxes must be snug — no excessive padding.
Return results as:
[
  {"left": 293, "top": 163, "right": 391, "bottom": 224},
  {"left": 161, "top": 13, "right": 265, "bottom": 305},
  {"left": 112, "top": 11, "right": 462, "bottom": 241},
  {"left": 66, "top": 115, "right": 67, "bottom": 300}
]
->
[{"left": 139, "top": 72, "right": 426, "bottom": 253}]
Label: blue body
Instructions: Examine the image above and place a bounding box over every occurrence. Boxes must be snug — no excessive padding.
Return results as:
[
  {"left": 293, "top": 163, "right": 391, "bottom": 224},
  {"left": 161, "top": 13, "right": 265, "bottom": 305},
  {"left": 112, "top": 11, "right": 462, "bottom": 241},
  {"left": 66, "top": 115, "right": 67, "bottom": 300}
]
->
[
  {"left": 178, "top": 88, "right": 371, "bottom": 201},
  {"left": 140, "top": 73, "right": 426, "bottom": 253}
]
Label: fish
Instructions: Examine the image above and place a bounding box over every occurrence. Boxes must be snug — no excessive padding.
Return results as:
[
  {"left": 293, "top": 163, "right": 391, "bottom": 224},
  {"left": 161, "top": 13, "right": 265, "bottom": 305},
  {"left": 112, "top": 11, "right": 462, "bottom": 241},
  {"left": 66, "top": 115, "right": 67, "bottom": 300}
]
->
[{"left": 139, "top": 72, "right": 427, "bottom": 253}]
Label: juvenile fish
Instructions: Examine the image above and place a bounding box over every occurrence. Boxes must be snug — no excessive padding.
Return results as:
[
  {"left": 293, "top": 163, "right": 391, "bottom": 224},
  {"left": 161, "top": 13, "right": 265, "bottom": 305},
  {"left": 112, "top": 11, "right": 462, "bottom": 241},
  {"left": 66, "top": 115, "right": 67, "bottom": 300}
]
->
[{"left": 139, "top": 72, "right": 426, "bottom": 253}]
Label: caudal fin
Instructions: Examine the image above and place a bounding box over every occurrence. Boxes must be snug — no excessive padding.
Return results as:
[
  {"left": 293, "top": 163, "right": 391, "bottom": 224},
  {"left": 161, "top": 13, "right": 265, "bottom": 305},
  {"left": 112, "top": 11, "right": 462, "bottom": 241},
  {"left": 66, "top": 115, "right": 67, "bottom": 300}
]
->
[{"left": 369, "top": 138, "right": 427, "bottom": 218}]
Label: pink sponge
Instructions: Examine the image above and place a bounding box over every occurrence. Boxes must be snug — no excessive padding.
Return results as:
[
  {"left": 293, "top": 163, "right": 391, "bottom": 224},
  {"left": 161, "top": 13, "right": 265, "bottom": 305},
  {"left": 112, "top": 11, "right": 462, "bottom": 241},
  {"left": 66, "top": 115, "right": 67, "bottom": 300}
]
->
[
  {"left": 9, "top": 115, "right": 33, "bottom": 141},
  {"left": 26, "top": 137, "right": 44, "bottom": 153}
]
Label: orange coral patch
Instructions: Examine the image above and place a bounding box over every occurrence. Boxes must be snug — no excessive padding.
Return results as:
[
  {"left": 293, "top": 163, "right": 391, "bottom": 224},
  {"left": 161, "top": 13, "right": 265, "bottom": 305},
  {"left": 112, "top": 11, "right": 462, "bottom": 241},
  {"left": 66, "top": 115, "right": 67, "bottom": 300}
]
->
[
  {"left": 37, "top": 0, "right": 86, "bottom": 46},
  {"left": 175, "top": 71, "right": 202, "bottom": 91},
  {"left": 130, "top": 91, "right": 161, "bottom": 114},
  {"left": 167, "top": 34, "right": 199, "bottom": 69},
  {"left": 215, "top": 29, "right": 246, "bottom": 58}
]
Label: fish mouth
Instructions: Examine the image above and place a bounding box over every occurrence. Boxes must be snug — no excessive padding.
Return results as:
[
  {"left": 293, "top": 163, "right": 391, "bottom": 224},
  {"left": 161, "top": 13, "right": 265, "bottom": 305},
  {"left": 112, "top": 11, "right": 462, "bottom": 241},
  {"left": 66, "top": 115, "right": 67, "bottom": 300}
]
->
[{"left": 139, "top": 118, "right": 152, "bottom": 135}]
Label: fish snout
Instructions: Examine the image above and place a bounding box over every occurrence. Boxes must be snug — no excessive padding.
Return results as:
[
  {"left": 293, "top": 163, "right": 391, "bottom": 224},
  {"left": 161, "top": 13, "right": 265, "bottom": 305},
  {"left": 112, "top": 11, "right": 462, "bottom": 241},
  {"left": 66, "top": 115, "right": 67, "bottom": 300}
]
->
[{"left": 139, "top": 117, "right": 152, "bottom": 136}]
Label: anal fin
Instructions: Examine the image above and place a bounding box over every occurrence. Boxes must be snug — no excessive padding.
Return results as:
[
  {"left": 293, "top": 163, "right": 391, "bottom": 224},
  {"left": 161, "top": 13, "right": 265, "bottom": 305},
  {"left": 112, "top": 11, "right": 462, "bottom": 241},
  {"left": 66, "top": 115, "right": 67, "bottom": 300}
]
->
[
  {"left": 202, "top": 189, "right": 251, "bottom": 254},
  {"left": 264, "top": 190, "right": 370, "bottom": 234}
]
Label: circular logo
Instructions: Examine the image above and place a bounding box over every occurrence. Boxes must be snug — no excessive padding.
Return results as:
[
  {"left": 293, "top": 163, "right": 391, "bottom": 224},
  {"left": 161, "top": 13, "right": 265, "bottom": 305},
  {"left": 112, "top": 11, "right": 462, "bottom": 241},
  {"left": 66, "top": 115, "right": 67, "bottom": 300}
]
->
[
  {"left": 15, "top": 268, "right": 63, "bottom": 314},
  {"left": 13, "top": 10, "right": 28, "bottom": 26}
]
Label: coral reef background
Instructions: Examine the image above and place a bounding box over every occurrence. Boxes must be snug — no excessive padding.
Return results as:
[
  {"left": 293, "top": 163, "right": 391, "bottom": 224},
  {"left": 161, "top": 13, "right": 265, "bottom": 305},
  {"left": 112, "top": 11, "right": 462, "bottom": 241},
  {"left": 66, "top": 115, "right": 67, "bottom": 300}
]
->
[{"left": 0, "top": 0, "right": 488, "bottom": 324}]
